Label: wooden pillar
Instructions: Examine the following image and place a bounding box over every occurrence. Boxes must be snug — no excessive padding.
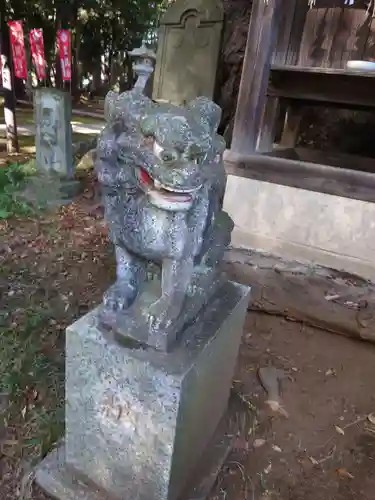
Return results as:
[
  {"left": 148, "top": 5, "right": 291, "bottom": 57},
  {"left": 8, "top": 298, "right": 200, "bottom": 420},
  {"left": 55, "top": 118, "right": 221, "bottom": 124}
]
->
[
  {"left": 257, "top": 96, "right": 280, "bottom": 153},
  {"left": 279, "top": 102, "right": 303, "bottom": 148},
  {"left": 231, "top": 0, "right": 282, "bottom": 156}
]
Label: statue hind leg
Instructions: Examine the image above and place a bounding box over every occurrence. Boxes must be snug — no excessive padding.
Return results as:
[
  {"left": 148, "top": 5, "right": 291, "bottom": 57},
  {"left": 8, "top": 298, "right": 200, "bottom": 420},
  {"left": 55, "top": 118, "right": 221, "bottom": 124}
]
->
[
  {"left": 103, "top": 246, "right": 146, "bottom": 311},
  {"left": 199, "top": 212, "right": 234, "bottom": 268},
  {"left": 147, "top": 255, "right": 195, "bottom": 350}
]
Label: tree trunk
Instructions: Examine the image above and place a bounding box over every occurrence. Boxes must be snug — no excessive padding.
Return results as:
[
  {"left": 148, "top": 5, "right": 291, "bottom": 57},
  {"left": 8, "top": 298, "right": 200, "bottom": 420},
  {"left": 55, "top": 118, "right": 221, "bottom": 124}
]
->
[
  {"left": 75, "top": 24, "right": 82, "bottom": 91},
  {"left": 14, "top": 78, "right": 27, "bottom": 100},
  {"left": 70, "top": 3, "right": 81, "bottom": 102},
  {"left": 216, "top": 0, "right": 252, "bottom": 141},
  {"left": 120, "top": 52, "right": 133, "bottom": 92},
  {"left": 54, "top": 26, "right": 63, "bottom": 89},
  {"left": 92, "top": 66, "right": 102, "bottom": 90},
  {"left": 23, "top": 25, "right": 34, "bottom": 98}
]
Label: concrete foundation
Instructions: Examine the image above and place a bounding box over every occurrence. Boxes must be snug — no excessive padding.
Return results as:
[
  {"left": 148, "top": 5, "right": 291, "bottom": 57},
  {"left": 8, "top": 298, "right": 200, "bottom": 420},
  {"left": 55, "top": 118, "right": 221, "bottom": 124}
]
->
[{"left": 223, "top": 173, "right": 375, "bottom": 281}]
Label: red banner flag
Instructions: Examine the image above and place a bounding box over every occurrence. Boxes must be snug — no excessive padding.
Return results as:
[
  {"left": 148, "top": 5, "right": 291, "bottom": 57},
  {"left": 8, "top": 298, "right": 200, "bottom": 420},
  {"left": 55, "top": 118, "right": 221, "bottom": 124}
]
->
[
  {"left": 57, "top": 29, "right": 71, "bottom": 81},
  {"left": 8, "top": 21, "right": 28, "bottom": 80},
  {"left": 29, "top": 29, "right": 46, "bottom": 81}
]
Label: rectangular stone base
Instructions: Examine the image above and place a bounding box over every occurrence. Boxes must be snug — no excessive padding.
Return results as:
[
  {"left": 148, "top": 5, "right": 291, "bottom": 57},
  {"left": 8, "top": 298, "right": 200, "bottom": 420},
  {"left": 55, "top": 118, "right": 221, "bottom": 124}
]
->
[
  {"left": 36, "top": 280, "right": 250, "bottom": 500},
  {"left": 21, "top": 175, "right": 81, "bottom": 208},
  {"left": 36, "top": 413, "right": 234, "bottom": 500}
]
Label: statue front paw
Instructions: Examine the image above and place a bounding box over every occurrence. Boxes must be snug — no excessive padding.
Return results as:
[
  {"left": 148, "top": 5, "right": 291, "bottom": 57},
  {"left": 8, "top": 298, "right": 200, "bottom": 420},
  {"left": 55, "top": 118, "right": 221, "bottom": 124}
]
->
[
  {"left": 146, "top": 298, "right": 178, "bottom": 350},
  {"left": 147, "top": 296, "right": 182, "bottom": 332},
  {"left": 103, "top": 281, "right": 138, "bottom": 312}
]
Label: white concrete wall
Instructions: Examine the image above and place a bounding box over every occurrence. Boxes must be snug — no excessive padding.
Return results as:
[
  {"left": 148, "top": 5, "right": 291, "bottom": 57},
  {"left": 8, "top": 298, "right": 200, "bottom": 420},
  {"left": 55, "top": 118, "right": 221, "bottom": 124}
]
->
[{"left": 223, "top": 174, "right": 375, "bottom": 281}]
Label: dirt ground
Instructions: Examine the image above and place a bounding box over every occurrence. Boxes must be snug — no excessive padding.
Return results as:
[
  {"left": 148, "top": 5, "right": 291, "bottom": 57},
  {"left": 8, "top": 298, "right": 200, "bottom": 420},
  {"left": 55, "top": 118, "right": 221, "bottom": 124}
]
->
[
  {"left": 1, "top": 176, "right": 375, "bottom": 499},
  {"left": 210, "top": 313, "right": 375, "bottom": 500}
]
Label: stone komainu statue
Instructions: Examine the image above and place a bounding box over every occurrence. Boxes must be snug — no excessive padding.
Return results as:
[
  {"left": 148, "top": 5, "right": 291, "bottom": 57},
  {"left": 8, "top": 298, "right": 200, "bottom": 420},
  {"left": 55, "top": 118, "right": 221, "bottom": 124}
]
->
[{"left": 95, "top": 89, "right": 234, "bottom": 351}]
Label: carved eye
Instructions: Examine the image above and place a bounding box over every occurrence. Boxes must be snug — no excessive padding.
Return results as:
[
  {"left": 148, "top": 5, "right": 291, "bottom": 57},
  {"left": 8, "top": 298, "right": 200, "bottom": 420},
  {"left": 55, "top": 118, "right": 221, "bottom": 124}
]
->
[
  {"left": 192, "top": 153, "right": 205, "bottom": 165},
  {"left": 144, "top": 135, "right": 154, "bottom": 148},
  {"left": 161, "top": 150, "right": 178, "bottom": 162},
  {"left": 118, "top": 149, "right": 126, "bottom": 161}
]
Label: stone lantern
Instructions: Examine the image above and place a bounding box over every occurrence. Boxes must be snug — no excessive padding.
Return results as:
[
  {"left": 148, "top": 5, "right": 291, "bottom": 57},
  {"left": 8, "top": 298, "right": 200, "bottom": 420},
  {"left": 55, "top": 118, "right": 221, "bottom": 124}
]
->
[{"left": 128, "top": 42, "right": 156, "bottom": 97}]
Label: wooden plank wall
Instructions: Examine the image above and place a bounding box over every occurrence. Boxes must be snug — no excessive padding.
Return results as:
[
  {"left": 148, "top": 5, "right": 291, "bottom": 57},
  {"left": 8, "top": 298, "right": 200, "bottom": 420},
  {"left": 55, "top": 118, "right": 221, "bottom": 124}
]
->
[
  {"left": 272, "top": 0, "right": 299, "bottom": 64},
  {"left": 272, "top": 0, "right": 375, "bottom": 68}
]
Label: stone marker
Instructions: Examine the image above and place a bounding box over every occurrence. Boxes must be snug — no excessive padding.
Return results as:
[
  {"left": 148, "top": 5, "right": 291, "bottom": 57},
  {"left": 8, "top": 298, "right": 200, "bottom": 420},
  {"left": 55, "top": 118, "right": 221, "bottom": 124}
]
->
[
  {"left": 22, "top": 88, "right": 80, "bottom": 207},
  {"left": 153, "top": 0, "right": 223, "bottom": 105},
  {"left": 35, "top": 88, "right": 74, "bottom": 178},
  {"left": 35, "top": 63, "right": 250, "bottom": 499}
]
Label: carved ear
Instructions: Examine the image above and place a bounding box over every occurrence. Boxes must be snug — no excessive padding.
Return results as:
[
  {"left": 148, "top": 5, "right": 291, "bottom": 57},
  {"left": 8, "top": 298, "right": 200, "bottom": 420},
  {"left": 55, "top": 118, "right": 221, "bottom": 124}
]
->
[
  {"left": 185, "top": 96, "right": 222, "bottom": 133},
  {"left": 140, "top": 116, "right": 157, "bottom": 137}
]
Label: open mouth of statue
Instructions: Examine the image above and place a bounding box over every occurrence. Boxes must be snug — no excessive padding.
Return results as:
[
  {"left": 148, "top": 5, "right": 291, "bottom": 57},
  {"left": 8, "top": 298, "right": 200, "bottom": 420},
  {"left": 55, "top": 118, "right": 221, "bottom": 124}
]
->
[{"left": 138, "top": 167, "right": 197, "bottom": 210}]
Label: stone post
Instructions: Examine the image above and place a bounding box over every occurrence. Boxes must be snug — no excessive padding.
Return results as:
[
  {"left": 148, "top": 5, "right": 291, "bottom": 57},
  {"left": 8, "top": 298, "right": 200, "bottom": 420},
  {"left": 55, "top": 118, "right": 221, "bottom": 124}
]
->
[{"left": 21, "top": 88, "right": 80, "bottom": 208}]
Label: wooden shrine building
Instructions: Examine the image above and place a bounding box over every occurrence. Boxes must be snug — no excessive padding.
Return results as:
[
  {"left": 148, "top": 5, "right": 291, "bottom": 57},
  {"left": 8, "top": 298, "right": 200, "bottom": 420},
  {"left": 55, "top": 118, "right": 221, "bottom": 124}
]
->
[{"left": 223, "top": 0, "right": 375, "bottom": 281}]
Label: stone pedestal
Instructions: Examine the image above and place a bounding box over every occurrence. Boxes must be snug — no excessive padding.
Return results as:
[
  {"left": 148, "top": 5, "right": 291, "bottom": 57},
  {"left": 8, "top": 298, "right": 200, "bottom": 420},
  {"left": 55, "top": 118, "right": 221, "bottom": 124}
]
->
[
  {"left": 21, "top": 172, "right": 81, "bottom": 209},
  {"left": 36, "top": 280, "right": 250, "bottom": 500}
]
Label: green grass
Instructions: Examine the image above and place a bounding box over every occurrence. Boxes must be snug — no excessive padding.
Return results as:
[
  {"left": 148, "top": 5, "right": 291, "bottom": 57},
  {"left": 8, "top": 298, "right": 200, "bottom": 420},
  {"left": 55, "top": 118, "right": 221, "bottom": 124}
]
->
[
  {"left": 0, "top": 303, "right": 64, "bottom": 460},
  {"left": 0, "top": 163, "right": 35, "bottom": 219}
]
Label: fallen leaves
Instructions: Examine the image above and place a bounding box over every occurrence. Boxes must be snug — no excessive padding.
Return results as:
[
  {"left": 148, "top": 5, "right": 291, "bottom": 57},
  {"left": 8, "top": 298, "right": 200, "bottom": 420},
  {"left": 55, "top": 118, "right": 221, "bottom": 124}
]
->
[
  {"left": 334, "top": 425, "right": 345, "bottom": 436},
  {"left": 336, "top": 468, "right": 354, "bottom": 480},
  {"left": 265, "top": 399, "right": 289, "bottom": 418},
  {"left": 325, "top": 368, "right": 336, "bottom": 377},
  {"left": 264, "top": 463, "right": 272, "bottom": 475},
  {"left": 253, "top": 438, "right": 266, "bottom": 449},
  {"left": 0, "top": 173, "right": 112, "bottom": 494},
  {"left": 365, "top": 413, "right": 375, "bottom": 434},
  {"left": 233, "top": 437, "right": 249, "bottom": 452}
]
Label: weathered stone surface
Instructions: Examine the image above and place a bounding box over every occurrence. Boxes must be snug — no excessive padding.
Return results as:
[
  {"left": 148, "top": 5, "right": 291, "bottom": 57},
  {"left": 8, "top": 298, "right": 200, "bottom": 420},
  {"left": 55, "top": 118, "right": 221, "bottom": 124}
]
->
[
  {"left": 21, "top": 172, "right": 81, "bottom": 209},
  {"left": 96, "top": 90, "right": 232, "bottom": 351},
  {"left": 153, "top": 0, "right": 223, "bottom": 106},
  {"left": 129, "top": 43, "right": 156, "bottom": 97},
  {"left": 35, "top": 447, "right": 107, "bottom": 500},
  {"left": 99, "top": 268, "right": 226, "bottom": 350},
  {"left": 36, "top": 416, "right": 234, "bottom": 500},
  {"left": 19, "top": 88, "right": 80, "bottom": 209},
  {"left": 34, "top": 88, "right": 73, "bottom": 179},
  {"left": 35, "top": 280, "right": 250, "bottom": 500}
]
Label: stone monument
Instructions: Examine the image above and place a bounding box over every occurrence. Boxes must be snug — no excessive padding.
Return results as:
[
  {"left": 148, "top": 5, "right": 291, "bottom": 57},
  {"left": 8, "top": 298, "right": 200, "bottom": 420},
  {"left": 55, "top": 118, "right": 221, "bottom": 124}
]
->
[
  {"left": 35, "top": 49, "right": 250, "bottom": 500},
  {"left": 22, "top": 88, "right": 79, "bottom": 207},
  {"left": 34, "top": 88, "right": 73, "bottom": 179},
  {"left": 152, "top": 0, "right": 224, "bottom": 105}
]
